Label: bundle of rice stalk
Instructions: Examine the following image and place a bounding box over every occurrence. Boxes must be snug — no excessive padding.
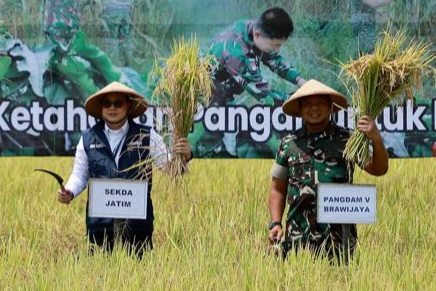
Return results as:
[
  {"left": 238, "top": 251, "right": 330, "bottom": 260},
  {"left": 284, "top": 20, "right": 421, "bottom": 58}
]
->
[
  {"left": 339, "top": 23, "right": 436, "bottom": 165},
  {"left": 150, "top": 36, "right": 215, "bottom": 176}
]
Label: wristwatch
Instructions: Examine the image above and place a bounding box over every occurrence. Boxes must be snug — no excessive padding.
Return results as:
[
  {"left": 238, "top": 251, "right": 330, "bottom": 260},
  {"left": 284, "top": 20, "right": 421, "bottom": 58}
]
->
[{"left": 268, "top": 221, "right": 282, "bottom": 230}]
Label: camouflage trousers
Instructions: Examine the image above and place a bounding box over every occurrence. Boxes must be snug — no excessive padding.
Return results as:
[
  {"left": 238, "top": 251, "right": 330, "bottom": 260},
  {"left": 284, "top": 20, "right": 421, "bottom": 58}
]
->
[{"left": 281, "top": 223, "right": 358, "bottom": 265}]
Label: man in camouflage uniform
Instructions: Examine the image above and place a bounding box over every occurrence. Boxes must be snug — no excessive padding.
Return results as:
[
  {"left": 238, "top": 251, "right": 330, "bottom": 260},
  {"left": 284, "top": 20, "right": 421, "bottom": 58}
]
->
[
  {"left": 98, "top": 0, "right": 135, "bottom": 67},
  {"left": 44, "top": 0, "right": 121, "bottom": 99},
  {"left": 189, "top": 7, "right": 306, "bottom": 158},
  {"left": 268, "top": 79, "right": 389, "bottom": 263}
]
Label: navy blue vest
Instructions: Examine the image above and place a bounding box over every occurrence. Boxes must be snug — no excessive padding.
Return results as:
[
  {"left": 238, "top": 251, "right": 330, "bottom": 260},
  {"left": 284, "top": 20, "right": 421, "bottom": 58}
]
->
[{"left": 83, "top": 119, "right": 154, "bottom": 235}]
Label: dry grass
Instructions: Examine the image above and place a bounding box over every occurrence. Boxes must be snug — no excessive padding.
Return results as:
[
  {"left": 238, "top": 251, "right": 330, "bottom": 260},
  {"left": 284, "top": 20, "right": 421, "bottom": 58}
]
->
[{"left": 1, "top": 157, "right": 435, "bottom": 290}]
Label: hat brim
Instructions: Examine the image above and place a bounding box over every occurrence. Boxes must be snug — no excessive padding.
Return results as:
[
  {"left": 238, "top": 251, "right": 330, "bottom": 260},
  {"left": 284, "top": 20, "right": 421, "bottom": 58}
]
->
[
  {"left": 85, "top": 82, "right": 148, "bottom": 119},
  {"left": 282, "top": 79, "right": 347, "bottom": 117}
]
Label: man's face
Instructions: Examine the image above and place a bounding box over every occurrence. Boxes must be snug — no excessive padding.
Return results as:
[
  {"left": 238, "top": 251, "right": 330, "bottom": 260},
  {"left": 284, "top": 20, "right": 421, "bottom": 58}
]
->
[
  {"left": 253, "top": 31, "right": 286, "bottom": 54},
  {"left": 299, "top": 95, "right": 332, "bottom": 132},
  {"left": 100, "top": 93, "right": 132, "bottom": 129}
]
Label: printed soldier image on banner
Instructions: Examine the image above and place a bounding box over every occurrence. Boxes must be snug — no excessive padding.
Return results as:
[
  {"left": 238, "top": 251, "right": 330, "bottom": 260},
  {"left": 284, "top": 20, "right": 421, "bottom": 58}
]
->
[{"left": 0, "top": 0, "right": 435, "bottom": 158}]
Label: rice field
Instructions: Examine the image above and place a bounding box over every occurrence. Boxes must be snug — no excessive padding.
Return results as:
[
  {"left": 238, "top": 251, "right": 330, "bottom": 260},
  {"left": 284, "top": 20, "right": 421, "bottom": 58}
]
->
[{"left": 0, "top": 157, "right": 435, "bottom": 290}]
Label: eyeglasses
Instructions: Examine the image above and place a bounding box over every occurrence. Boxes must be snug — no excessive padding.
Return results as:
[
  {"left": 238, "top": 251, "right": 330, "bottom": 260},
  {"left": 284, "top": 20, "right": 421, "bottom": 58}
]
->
[{"left": 101, "top": 99, "right": 127, "bottom": 109}]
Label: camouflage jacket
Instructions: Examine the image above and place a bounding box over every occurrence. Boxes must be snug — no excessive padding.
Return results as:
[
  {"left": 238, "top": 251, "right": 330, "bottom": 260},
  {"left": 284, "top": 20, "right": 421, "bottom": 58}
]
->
[
  {"left": 209, "top": 20, "right": 301, "bottom": 103},
  {"left": 43, "top": 0, "right": 81, "bottom": 47},
  {"left": 274, "top": 122, "right": 355, "bottom": 243}
]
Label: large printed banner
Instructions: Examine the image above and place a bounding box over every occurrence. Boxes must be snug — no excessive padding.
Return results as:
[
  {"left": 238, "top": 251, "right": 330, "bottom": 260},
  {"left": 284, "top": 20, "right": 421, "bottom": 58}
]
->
[{"left": 0, "top": 0, "right": 435, "bottom": 158}]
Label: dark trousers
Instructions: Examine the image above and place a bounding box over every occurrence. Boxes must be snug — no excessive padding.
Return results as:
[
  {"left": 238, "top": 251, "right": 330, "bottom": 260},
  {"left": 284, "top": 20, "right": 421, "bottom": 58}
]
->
[{"left": 88, "top": 219, "right": 153, "bottom": 259}]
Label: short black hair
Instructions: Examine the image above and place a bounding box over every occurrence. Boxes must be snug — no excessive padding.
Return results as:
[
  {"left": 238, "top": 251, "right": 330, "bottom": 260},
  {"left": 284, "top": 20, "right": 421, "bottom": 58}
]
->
[{"left": 256, "top": 7, "right": 294, "bottom": 39}]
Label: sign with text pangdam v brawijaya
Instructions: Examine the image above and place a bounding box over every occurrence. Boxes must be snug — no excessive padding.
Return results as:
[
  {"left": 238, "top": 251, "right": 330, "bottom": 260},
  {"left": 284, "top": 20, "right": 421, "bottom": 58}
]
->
[{"left": 1, "top": 0, "right": 435, "bottom": 158}]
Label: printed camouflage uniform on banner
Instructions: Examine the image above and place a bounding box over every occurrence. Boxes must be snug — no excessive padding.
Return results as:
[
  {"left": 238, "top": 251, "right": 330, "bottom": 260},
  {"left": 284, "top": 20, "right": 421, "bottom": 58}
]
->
[
  {"left": 43, "top": 0, "right": 121, "bottom": 98},
  {"left": 189, "top": 19, "right": 302, "bottom": 158},
  {"left": 275, "top": 121, "right": 360, "bottom": 259},
  {"left": 43, "top": 0, "right": 81, "bottom": 47},
  {"left": 209, "top": 20, "right": 301, "bottom": 106},
  {"left": 99, "top": 0, "right": 135, "bottom": 67}
]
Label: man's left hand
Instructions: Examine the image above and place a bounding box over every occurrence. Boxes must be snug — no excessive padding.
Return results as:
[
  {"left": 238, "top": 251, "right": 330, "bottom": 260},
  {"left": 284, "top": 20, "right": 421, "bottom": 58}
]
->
[
  {"left": 173, "top": 137, "right": 193, "bottom": 161},
  {"left": 357, "top": 115, "right": 382, "bottom": 142}
]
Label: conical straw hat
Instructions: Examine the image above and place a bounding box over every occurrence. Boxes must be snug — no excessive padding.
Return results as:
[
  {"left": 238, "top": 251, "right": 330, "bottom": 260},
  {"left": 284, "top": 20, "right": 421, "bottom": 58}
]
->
[
  {"left": 85, "top": 82, "right": 148, "bottom": 119},
  {"left": 282, "top": 79, "right": 347, "bottom": 117}
]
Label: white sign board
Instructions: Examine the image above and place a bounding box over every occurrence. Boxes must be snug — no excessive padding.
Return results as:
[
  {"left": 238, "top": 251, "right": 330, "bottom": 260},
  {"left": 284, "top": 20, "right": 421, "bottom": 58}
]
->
[
  {"left": 317, "top": 183, "right": 376, "bottom": 224},
  {"left": 88, "top": 178, "right": 148, "bottom": 219}
]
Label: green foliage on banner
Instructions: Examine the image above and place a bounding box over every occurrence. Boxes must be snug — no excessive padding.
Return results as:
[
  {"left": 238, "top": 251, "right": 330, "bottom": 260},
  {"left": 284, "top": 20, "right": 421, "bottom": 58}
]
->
[
  {"left": 0, "top": 56, "right": 11, "bottom": 80},
  {"left": 1, "top": 0, "right": 434, "bottom": 92},
  {"left": 0, "top": 0, "right": 435, "bottom": 158}
]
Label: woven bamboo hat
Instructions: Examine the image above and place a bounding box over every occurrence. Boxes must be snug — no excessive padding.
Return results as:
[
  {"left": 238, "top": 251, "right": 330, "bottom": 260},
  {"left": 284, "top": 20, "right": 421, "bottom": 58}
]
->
[
  {"left": 85, "top": 82, "right": 148, "bottom": 119},
  {"left": 282, "top": 79, "right": 347, "bottom": 117}
]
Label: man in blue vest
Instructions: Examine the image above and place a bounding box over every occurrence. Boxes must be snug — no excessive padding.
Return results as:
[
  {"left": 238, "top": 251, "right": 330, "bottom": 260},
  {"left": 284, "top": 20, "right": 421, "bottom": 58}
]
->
[{"left": 56, "top": 81, "right": 192, "bottom": 257}]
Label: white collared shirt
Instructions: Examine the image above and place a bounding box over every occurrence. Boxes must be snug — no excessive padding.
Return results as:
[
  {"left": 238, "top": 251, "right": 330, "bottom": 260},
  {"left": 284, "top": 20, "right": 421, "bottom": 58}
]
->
[
  {"left": 65, "top": 121, "right": 171, "bottom": 197},
  {"left": 105, "top": 121, "right": 129, "bottom": 166}
]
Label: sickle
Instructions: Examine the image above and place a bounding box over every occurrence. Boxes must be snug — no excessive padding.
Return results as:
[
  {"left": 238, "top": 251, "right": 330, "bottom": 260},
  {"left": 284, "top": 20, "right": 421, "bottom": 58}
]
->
[{"left": 35, "top": 168, "right": 65, "bottom": 190}]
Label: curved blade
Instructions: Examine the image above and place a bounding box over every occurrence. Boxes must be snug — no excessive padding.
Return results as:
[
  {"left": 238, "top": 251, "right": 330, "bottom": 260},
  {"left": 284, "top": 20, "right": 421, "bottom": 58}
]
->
[{"left": 35, "top": 168, "right": 65, "bottom": 190}]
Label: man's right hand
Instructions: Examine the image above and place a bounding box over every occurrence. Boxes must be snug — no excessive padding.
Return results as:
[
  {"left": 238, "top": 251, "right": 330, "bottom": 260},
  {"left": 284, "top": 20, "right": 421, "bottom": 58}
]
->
[
  {"left": 57, "top": 188, "right": 74, "bottom": 204},
  {"left": 268, "top": 225, "right": 283, "bottom": 245}
]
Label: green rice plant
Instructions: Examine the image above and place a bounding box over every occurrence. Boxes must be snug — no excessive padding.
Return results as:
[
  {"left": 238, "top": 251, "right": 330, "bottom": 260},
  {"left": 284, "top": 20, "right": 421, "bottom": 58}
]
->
[
  {"left": 149, "top": 36, "right": 215, "bottom": 176},
  {"left": 339, "top": 23, "right": 436, "bottom": 165}
]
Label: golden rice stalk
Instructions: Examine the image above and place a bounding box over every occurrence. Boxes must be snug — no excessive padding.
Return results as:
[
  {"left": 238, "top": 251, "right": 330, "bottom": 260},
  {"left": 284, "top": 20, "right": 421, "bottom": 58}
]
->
[
  {"left": 150, "top": 36, "right": 215, "bottom": 177},
  {"left": 339, "top": 23, "right": 436, "bottom": 165}
]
